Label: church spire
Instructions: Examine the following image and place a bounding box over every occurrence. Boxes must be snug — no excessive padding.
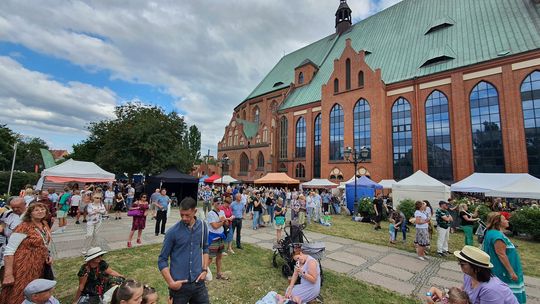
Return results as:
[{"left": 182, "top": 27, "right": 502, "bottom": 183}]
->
[{"left": 335, "top": 0, "right": 352, "bottom": 35}]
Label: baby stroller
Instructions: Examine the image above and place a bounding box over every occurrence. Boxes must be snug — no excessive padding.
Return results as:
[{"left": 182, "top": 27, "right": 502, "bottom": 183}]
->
[
  {"left": 272, "top": 223, "right": 325, "bottom": 286},
  {"left": 475, "top": 219, "right": 487, "bottom": 244}
]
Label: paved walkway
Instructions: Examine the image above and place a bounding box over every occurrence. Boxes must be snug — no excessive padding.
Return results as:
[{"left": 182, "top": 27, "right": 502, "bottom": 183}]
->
[{"left": 52, "top": 210, "right": 540, "bottom": 303}]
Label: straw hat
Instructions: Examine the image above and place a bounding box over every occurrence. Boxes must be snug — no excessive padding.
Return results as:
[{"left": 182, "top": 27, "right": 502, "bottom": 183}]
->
[
  {"left": 454, "top": 245, "right": 493, "bottom": 268},
  {"left": 84, "top": 247, "right": 107, "bottom": 262}
]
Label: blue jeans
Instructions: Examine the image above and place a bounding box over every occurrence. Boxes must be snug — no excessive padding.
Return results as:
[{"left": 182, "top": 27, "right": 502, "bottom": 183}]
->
[
  {"left": 266, "top": 205, "right": 275, "bottom": 223},
  {"left": 169, "top": 281, "right": 209, "bottom": 304},
  {"left": 253, "top": 211, "right": 260, "bottom": 229},
  {"left": 126, "top": 197, "right": 134, "bottom": 209},
  {"left": 332, "top": 203, "right": 341, "bottom": 214},
  {"left": 307, "top": 207, "right": 314, "bottom": 223}
]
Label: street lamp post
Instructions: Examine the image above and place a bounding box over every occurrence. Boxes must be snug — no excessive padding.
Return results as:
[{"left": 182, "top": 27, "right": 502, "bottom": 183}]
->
[
  {"left": 219, "top": 156, "right": 230, "bottom": 191},
  {"left": 343, "top": 146, "right": 369, "bottom": 216},
  {"left": 7, "top": 142, "right": 18, "bottom": 196}
]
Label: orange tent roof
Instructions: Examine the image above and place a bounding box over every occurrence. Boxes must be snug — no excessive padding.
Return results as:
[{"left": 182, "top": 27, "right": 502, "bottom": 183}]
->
[{"left": 254, "top": 173, "right": 300, "bottom": 185}]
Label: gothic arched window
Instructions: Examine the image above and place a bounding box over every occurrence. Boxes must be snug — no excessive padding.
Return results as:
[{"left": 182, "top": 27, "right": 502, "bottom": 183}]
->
[{"left": 425, "top": 90, "right": 453, "bottom": 181}]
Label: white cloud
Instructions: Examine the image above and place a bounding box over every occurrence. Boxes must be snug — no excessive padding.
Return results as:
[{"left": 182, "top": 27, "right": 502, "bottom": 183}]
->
[
  {"left": 0, "top": 0, "right": 400, "bottom": 154},
  {"left": 0, "top": 56, "right": 116, "bottom": 141}
]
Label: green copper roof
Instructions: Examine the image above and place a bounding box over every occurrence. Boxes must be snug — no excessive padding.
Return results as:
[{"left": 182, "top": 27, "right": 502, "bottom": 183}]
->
[
  {"left": 244, "top": 0, "right": 540, "bottom": 111},
  {"left": 236, "top": 119, "right": 259, "bottom": 139}
]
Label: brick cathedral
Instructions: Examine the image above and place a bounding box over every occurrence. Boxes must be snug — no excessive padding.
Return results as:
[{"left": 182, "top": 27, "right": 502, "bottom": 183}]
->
[{"left": 217, "top": 0, "right": 540, "bottom": 184}]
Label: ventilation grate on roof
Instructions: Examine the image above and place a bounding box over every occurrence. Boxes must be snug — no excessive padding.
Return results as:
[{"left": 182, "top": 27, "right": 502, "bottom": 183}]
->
[
  {"left": 425, "top": 17, "right": 455, "bottom": 35},
  {"left": 420, "top": 55, "right": 454, "bottom": 67},
  {"left": 273, "top": 81, "right": 284, "bottom": 87}
]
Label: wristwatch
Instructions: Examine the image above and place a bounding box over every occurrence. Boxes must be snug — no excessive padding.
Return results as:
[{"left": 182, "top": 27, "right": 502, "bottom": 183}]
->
[{"left": 202, "top": 268, "right": 208, "bottom": 272}]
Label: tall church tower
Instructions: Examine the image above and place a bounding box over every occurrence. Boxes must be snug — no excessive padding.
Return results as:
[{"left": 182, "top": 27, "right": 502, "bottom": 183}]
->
[{"left": 335, "top": 0, "right": 352, "bottom": 35}]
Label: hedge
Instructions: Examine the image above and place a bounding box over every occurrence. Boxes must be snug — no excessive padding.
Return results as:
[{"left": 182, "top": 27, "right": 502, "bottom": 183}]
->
[
  {"left": 510, "top": 207, "right": 540, "bottom": 241},
  {"left": 0, "top": 171, "right": 39, "bottom": 196},
  {"left": 397, "top": 198, "right": 416, "bottom": 220}
]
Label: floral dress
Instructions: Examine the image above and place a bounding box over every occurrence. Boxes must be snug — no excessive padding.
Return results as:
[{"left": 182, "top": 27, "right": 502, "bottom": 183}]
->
[
  {"left": 131, "top": 201, "right": 148, "bottom": 231},
  {"left": 0, "top": 221, "right": 51, "bottom": 304}
]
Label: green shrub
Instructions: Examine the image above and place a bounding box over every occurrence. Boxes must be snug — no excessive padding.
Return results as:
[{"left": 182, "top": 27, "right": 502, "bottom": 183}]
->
[
  {"left": 358, "top": 197, "right": 374, "bottom": 216},
  {"left": 510, "top": 207, "right": 540, "bottom": 241},
  {"left": 468, "top": 203, "right": 491, "bottom": 223},
  {"left": 0, "top": 171, "right": 39, "bottom": 196},
  {"left": 397, "top": 198, "right": 416, "bottom": 220}
]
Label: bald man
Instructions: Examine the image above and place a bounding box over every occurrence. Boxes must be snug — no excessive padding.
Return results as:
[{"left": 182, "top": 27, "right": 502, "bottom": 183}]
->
[{"left": 0, "top": 197, "right": 26, "bottom": 280}]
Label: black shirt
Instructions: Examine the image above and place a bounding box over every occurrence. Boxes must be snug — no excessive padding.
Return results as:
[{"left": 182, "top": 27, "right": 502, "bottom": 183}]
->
[
  {"left": 460, "top": 211, "right": 475, "bottom": 226},
  {"left": 266, "top": 197, "right": 275, "bottom": 206},
  {"left": 253, "top": 197, "right": 262, "bottom": 212}
]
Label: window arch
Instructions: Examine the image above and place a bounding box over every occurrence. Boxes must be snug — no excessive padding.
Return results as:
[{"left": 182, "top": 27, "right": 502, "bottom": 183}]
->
[
  {"left": 329, "top": 104, "right": 344, "bottom": 160},
  {"left": 358, "top": 71, "right": 364, "bottom": 88},
  {"left": 263, "top": 127, "right": 269, "bottom": 142},
  {"left": 392, "top": 98, "right": 413, "bottom": 179},
  {"left": 295, "top": 163, "right": 306, "bottom": 178},
  {"left": 295, "top": 117, "right": 306, "bottom": 158},
  {"left": 233, "top": 129, "right": 239, "bottom": 146},
  {"left": 425, "top": 90, "right": 453, "bottom": 181},
  {"left": 239, "top": 153, "right": 249, "bottom": 175},
  {"left": 353, "top": 99, "right": 371, "bottom": 160},
  {"left": 257, "top": 151, "right": 265, "bottom": 170},
  {"left": 313, "top": 114, "right": 322, "bottom": 178},
  {"left": 253, "top": 107, "right": 260, "bottom": 124},
  {"left": 334, "top": 78, "right": 339, "bottom": 93},
  {"left": 470, "top": 81, "right": 504, "bottom": 172},
  {"left": 345, "top": 58, "right": 351, "bottom": 90},
  {"left": 521, "top": 70, "right": 540, "bottom": 177},
  {"left": 242, "top": 110, "right": 246, "bottom": 119},
  {"left": 279, "top": 116, "right": 288, "bottom": 159},
  {"left": 298, "top": 72, "right": 304, "bottom": 85}
]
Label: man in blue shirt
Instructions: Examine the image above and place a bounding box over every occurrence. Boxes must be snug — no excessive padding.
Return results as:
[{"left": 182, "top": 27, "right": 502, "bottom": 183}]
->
[
  {"left": 230, "top": 193, "right": 245, "bottom": 249},
  {"left": 154, "top": 189, "right": 171, "bottom": 236},
  {"left": 158, "top": 197, "right": 209, "bottom": 303}
]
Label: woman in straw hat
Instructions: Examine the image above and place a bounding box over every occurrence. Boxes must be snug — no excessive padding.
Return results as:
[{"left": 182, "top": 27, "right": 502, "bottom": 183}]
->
[
  {"left": 74, "top": 247, "right": 124, "bottom": 304},
  {"left": 452, "top": 245, "right": 518, "bottom": 304}
]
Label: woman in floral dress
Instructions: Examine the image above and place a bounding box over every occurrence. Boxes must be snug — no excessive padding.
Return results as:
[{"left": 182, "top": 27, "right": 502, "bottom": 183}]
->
[{"left": 127, "top": 194, "right": 149, "bottom": 248}]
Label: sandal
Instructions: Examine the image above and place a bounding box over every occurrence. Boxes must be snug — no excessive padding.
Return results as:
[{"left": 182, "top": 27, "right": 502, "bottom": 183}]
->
[
  {"left": 127, "top": 241, "right": 132, "bottom": 248},
  {"left": 216, "top": 273, "right": 229, "bottom": 280},
  {"left": 137, "top": 239, "right": 142, "bottom": 244}
]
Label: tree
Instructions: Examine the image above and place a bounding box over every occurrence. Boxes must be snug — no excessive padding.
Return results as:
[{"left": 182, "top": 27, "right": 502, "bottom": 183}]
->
[
  {"left": 0, "top": 124, "right": 17, "bottom": 171},
  {"left": 15, "top": 137, "right": 49, "bottom": 172},
  {"left": 187, "top": 125, "right": 201, "bottom": 164},
  {"left": 71, "top": 102, "right": 200, "bottom": 176}
]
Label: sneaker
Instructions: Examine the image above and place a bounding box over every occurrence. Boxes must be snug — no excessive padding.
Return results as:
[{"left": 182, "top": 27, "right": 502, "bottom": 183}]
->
[
  {"left": 83, "top": 219, "right": 87, "bottom": 223},
  {"left": 417, "top": 256, "right": 426, "bottom": 261},
  {"left": 155, "top": 233, "right": 159, "bottom": 236},
  {"left": 75, "top": 221, "right": 80, "bottom": 224},
  {"left": 127, "top": 242, "right": 132, "bottom": 248},
  {"left": 236, "top": 246, "right": 243, "bottom": 250},
  {"left": 222, "top": 252, "right": 228, "bottom": 256},
  {"left": 136, "top": 239, "right": 142, "bottom": 244}
]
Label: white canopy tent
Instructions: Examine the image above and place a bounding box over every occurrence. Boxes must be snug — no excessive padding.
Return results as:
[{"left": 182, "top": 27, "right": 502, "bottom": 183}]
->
[
  {"left": 450, "top": 173, "right": 531, "bottom": 194},
  {"left": 213, "top": 175, "right": 239, "bottom": 185},
  {"left": 338, "top": 175, "right": 360, "bottom": 189},
  {"left": 36, "top": 159, "right": 115, "bottom": 190},
  {"left": 301, "top": 178, "right": 338, "bottom": 189},
  {"left": 392, "top": 170, "right": 451, "bottom": 207},
  {"left": 483, "top": 174, "right": 540, "bottom": 199},
  {"left": 378, "top": 179, "right": 397, "bottom": 189}
]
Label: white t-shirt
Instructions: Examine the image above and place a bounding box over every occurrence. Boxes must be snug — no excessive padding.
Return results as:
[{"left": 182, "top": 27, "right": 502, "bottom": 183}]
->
[
  {"left": 70, "top": 195, "right": 82, "bottom": 207},
  {"left": 127, "top": 187, "right": 135, "bottom": 198},
  {"left": 104, "top": 190, "right": 115, "bottom": 201},
  {"left": 206, "top": 209, "right": 225, "bottom": 234},
  {"left": 306, "top": 196, "right": 315, "bottom": 208},
  {"left": 414, "top": 210, "right": 429, "bottom": 229}
]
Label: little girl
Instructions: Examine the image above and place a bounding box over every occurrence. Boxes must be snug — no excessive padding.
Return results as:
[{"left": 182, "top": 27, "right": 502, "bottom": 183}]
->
[
  {"left": 111, "top": 279, "right": 143, "bottom": 304},
  {"left": 427, "top": 286, "right": 471, "bottom": 304},
  {"left": 142, "top": 285, "right": 158, "bottom": 304},
  {"left": 388, "top": 217, "right": 396, "bottom": 244}
]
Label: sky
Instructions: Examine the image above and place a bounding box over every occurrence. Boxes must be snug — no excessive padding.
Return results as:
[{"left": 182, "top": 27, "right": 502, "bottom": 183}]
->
[{"left": 0, "top": 0, "right": 401, "bottom": 156}]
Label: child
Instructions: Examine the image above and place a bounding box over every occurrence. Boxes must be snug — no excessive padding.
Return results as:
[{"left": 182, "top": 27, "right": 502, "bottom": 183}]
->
[
  {"left": 70, "top": 190, "right": 81, "bottom": 218},
  {"left": 142, "top": 285, "right": 158, "bottom": 304},
  {"left": 427, "top": 286, "right": 471, "bottom": 304},
  {"left": 388, "top": 216, "right": 396, "bottom": 244},
  {"left": 110, "top": 279, "right": 143, "bottom": 304}
]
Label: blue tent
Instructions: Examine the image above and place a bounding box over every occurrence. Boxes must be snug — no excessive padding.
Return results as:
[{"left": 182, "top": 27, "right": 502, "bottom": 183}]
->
[{"left": 345, "top": 176, "right": 383, "bottom": 214}]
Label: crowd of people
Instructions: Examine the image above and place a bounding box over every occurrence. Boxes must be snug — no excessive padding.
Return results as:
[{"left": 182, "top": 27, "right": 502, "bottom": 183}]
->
[{"left": 0, "top": 180, "right": 531, "bottom": 303}]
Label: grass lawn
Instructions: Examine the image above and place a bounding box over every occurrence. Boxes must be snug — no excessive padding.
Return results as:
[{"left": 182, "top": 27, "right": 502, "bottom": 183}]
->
[
  {"left": 54, "top": 243, "right": 420, "bottom": 304},
  {"left": 306, "top": 214, "right": 540, "bottom": 277}
]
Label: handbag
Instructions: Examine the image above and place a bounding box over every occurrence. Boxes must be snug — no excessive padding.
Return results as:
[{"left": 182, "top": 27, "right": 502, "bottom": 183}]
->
[
  {"left": 262, "top": 214, "right": 271, "bottom": 223},
  {"left": 275, "top": 216, "right": 285, "bottom": 226},
  {"left": 127, "top": 209, "right": 143, "bottom": 216}
]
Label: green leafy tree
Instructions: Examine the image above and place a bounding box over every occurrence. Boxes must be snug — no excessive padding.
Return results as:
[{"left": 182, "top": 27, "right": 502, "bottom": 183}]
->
[
  {"left": 0, "top": 124, "right": 17, "bottom": 171},
  {"left": 15, "top": 137, "right": 49, "bottom": 172},
  {"left": 187, "top": 125, "right": 201, "bottom": 164},
  {"left": 71, "top": 102, "right": 200, "bottom": 176}
]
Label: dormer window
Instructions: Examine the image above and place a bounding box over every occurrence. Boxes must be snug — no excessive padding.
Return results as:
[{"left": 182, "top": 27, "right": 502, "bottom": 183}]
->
[
  {"left": 425, "top": 17, "right": 455, "bottom": 35},
  {"left": 273, "top": 81, "right": 284, "bottom": 87},
  {"left": 334, "top": 78, "right": 339, "bottom": 93},
  {"left": 420, "top": 55, "right": 454, "bottom": 67},
  {"left": 298, "top": 72, "right": 304, "bottom": 84},
  {"left": 420, "top": 46, "right": 456, "bottom": 68}
]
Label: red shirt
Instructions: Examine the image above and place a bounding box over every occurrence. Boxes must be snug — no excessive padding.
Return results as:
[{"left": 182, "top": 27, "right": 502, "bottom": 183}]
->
[{"left": 220, "top": 205, "right": 233, "bottom": 224}]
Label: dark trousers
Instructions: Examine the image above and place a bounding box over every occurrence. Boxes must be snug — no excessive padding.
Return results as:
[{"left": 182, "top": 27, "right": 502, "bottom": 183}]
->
[
  {"left": 232, "top": 218, "right": 243, "bottom": 248},
  {"left": 155, "top": 210, "right": 167, "bottom": 234},
  {"left": 169, "top": 282, "right": 209, "bottom": 304}
]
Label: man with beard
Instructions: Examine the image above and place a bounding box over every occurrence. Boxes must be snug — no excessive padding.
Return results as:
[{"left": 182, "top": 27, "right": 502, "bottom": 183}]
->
[{"left": 158, "top": 197, "right": 209, "bottom": 303}]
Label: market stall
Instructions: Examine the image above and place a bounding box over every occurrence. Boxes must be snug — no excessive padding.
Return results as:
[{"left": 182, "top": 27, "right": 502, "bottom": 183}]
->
[{"left": 392, "top": 170, "right": 450, "bottom": 208}]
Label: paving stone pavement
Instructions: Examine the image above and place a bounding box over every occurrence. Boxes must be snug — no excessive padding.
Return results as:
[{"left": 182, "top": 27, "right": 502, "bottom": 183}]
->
[{"left": 52, "top": 209, "right": 540, "bottom": 303}]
